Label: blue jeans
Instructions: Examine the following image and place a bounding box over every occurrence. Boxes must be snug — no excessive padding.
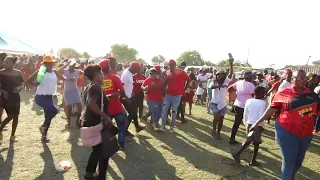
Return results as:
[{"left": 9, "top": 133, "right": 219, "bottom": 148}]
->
[
  {"left": 110, "top": 111, "right": 126, "bottom": 148},
  {"left": 275, "top": 121, "right": 312, "bottom": 180},
  {"left": 161, "top": 94, "right": 182, "bottom": 128},
  {"left": 147, "top": 100, "right": 163, "bottom": 126},
  {"left": 35, "top": 95, "right": 58, "bottom": 128},
  {"left": 315, "top": 116, "right": 320, "bottom": 132}
]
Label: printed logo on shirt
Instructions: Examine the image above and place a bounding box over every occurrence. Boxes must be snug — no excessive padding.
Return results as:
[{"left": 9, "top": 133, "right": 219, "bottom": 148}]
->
[
  {"left": 102, "top": 79, "right": 113, "bottom": 91},
  {"left": 298, "top": 107, "right": 315, "bottom": 117},
  {"left": 135, "top": 80, "right": 145, "bottom": 84}
]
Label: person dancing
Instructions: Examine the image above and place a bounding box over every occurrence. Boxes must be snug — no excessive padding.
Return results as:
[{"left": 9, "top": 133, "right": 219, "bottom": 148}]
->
[
  {"left": 27, "top": 56, "right": 70, "bottom": 142},
  {"left": 0, "top": 56, "right": 24, "bottom": 143}
]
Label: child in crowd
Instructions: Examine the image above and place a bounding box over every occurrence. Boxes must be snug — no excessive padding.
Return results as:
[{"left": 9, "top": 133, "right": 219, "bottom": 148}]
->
[
  {"left": 232, "top": 86, "right": 266, "bottom": 166},
  {"left": 195, "top": 83, "right": 204, "bottom": 105}
]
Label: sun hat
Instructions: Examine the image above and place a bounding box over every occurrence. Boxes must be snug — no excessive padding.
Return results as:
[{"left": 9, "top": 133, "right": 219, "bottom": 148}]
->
[{"left": 42, "top": 55, "right": 56, "bottom": 63}]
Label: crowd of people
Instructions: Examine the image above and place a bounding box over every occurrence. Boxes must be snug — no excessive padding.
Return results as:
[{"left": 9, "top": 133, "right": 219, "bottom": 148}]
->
[{"left": 0, "top": 52, "right": 320, "bottom": 180}]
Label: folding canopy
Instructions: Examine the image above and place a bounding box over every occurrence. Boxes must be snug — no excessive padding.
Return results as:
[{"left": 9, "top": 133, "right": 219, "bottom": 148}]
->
[{"left": 0, "top": 31, "right": 44, "bottom": 54}]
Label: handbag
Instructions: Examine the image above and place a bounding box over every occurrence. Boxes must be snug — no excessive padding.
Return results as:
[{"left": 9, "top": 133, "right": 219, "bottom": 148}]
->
[
  {"left": 101, "top": 125, "right": 119, "bottom": 158},
  {"left": 79, "top": 84, "right": 104, "bottom": 147}
]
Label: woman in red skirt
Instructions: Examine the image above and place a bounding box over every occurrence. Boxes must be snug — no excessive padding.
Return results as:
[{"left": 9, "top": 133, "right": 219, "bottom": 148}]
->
[{"left": 183, "top": 72, "right": 197, "bottom": 115}]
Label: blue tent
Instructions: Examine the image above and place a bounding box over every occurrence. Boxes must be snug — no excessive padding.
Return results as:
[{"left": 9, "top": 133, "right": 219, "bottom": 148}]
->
[{"left": 0, "top": 31, "right": 44, "bottom": 54}]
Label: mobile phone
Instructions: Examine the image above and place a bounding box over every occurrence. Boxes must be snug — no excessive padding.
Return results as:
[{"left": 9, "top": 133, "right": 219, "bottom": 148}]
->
[{"left": 228, "top": 53, "right": 234, "bottom": 60}]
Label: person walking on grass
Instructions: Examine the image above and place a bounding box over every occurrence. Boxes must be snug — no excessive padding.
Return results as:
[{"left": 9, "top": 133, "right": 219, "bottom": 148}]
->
[
  {"left": 161, "top": 59, "right": 189, "bottom": 132},
  {"left": 81, "top": 64, "right": 112, "bottom": 180},
  {"left": 58, "top": 59, "right": 83, "bottom": 128},
  {"left": 232, "top": 86, "right": 267, "bottom": 166},
  {"left": 195, "top": 83, "right": 204, "bottom": 105},
  {"left": 250, "top": 70, "right": 320, "bottom": 180},
  {"left": 133, "top": 69, "right": 146, "bottom": 119},
  {"left": 142, "top": 68, "right": 164, "bottom": 131},
  {"left": 98, "top": 59, "right": 127, "bottom": 151},
  {"left": 121, "top": 61, "right": 146, "bottom": 136},
  {"left": 209, "top": 58, "right": 234, "bottom": 140},
  {"left": 183, "top": 72, "right": 197, "bottom": 115},
  {"left": 0, "top": 56, "right": 24, "bottom": 143},
  {"left": 228, "top": 71, "right": 255, "bottom": 144},
  {"left": 27, "top": 56, "right": 71, "bottom": 142}
]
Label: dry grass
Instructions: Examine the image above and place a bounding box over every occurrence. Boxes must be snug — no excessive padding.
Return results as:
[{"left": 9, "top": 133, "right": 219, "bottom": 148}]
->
[{"left": 0, "top": 91, "right": 320, "bottom": 180}]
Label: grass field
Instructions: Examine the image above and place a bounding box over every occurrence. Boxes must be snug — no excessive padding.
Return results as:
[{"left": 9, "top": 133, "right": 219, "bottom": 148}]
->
[{"left": 0, "top": 91, "right": 320, "bottom": 180}]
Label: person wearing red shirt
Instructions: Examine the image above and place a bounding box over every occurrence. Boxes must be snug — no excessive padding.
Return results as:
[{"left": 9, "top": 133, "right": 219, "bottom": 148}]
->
[
  {"left": 133, "top": 71, "right": 146, "bottom": 119},
  {"left": 142, "top": 68, "right": 164, "bottom": 130},
  {"left": 98, "top": 59, "right": 128, "bottom": 150},
  {"left": 161, "top": 59, "right": 189, "bottom": 132},
  {"left": 250, "top": 70, "right": 320, "bottom": 180}
]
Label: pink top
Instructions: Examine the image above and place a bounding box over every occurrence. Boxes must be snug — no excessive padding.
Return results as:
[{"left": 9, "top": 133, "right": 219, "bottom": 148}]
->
[{"left": 232, "top": 80, "right": 255, "bottom": 108}]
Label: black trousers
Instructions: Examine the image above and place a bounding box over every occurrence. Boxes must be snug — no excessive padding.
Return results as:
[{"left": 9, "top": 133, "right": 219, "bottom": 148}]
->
[
  {"left": 230, "top": 106, "right": 244, "bottom": 140},
  {"left": 122, "top": 97, "right": 139, "bottom": 130},
  {"left": 135, "top": 92, "right": 144, "bottom": 118},
  {"left": 86, "top": 143, "right": 109, "bottom": 180},
  {"left": 177, "top": 97, "right": 185, "bottom": 121}
]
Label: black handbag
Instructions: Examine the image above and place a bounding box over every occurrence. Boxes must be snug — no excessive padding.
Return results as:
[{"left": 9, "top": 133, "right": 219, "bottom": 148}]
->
[{"left": 101, "top": 125, "right": 119, "bottom": 158}]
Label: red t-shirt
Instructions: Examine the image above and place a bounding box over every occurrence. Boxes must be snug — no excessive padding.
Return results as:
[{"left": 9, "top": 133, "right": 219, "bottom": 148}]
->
[
  {"left": 271, "top": 87, "right": 320, "bottom": 137},
  {"left": 165, "top": 69, "right": 189, "bottom": 96},
  {"left": 77, "top": 71, "right": 84, "bottom": 87},
  {"left": 101, "top": 73, "right": 124, "bottom": 116},
  {"left": 133, "top": 74, "right": 146, "bottom": 94},
  {"left": 143, "top": 77, "right": 164, "bottom": 102}
]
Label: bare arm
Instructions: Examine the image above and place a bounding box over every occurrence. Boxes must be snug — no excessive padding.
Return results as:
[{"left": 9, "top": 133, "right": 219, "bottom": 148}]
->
[
  {"left": 26, "top": 69, "right": 40, "bottom": 86},
  {"left": 227, "top": 59, "right": 234, "bottom": 79},
  {"left": 250, "top": 108, "right": 278, "bottom": 131},
  {"left": 57, "top": 64, "right": 67, "bottom": 74}
]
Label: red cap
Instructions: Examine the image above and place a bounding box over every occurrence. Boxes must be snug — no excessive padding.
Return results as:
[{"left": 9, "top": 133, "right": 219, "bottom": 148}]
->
[
  {"left": 98, "top": 59, "right": 110, "bottom": 70},
  {"left": 154, "top": 65, "right": 161, "bottom": 71},
  {"left": 168, "top": 59, "right": 176, "bottom": 66},
  {"left": 130, "top": 61, "right": 141, "bottom": 69}
]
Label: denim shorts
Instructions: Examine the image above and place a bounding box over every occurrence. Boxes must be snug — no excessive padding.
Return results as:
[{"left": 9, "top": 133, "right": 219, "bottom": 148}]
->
[{"left": 211, "top": 103, "right": 227, "bottom": 116}]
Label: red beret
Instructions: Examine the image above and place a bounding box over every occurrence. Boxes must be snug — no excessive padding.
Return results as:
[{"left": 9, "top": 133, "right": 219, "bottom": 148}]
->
[
  {"left": 98, "top": 59, "right": 110, "bottom": 70},
  {"left": 168, "top": 59, "right": 176, "bottom": 66},
  {"left": 130, "top": 61, "right": 141, "bottom": 69}
]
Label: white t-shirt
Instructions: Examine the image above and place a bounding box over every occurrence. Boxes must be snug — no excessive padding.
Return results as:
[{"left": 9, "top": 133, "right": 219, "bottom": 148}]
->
[
  {"left": 197, "top": 74, "right": 208, "bottom": 88},
  {"left": 121, "top": 69, "right": 134, "bottom": 98},
  {"left": 256, "top": 79, "right": 268, "bottom": 88},
  {"left": 210, "top": 77, "right": 231, "bottom": 110},
  {"left": 243, "top": 98, "right": 266, "bottom": 128},
  {"left": 196, "top": 86, "right": 204, "bottom": 95},
  {"left": 278, "top": 80, "right": 291, "bottom": 91}
]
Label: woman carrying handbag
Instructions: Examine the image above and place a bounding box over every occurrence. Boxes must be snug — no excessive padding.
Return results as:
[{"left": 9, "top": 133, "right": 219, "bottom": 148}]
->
[{"left": 80, "top": 65, "right": 113, "bottom": 180}]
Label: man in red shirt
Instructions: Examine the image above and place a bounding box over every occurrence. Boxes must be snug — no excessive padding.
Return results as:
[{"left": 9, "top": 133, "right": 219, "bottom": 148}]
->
[
  {"left": 98, "top": 59, "right": 128, "bottom": 150},
  {"left": 133, "top": 70, "right": 146, "bottom": 119},
  {"left": 161, "top": 59, "right": 189, "bottom": 132}
]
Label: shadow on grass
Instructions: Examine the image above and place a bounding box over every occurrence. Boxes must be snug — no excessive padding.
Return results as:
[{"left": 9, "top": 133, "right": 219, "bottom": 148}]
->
[
  {"left": 110, "top": 135, "right": 181, "bottom": 180},
  {"left": 0, "top": 142, "right": 14, "bottom": 180},
  {"left": 35, "top": 143, "right": 64, "bottom": 180}
]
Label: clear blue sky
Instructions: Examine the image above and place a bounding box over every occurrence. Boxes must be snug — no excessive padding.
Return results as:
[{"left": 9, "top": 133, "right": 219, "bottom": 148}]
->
[{"left": 1, "top": 0, "right": 320, "bottom": 68}]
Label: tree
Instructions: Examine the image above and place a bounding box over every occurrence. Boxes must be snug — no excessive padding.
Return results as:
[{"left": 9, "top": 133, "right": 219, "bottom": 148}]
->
[
  {"left": 136, "top": 58, "right": 146, "bottom": 64},
  {"left": 110, "top": 44, "right": 139, "bottom": 64},
  {"left": 151, "top": 55, "right": 166, "bottom": 64},
  {"left": 284, "top": 65, "right": 293, "bottom": 68},
  {"left": 58, "top": 48, "right": 82, "bottom": 59},
  {"left": 204, "top": 60, "right": 215, "bottom": 66},
  {"left": 217, "top": 59, "right": 252, "bottom": 67},
  {"left": 82, "top": 52, "right": 91, "bottom": 59},
  {"left": 177, "top": 50, "right": 204, "bottom": 66}
]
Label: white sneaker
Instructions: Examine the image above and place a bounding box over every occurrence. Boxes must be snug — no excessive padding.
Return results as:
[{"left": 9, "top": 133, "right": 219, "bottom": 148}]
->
[
  {"left": 170, "top": 127, "right": 175, "bottom": 132},
  {"left": 153, "top": 125, "right": 159, "bottom": 131},
  {"left": 160, "top": 127, "right": 166, "bottom": 131}
]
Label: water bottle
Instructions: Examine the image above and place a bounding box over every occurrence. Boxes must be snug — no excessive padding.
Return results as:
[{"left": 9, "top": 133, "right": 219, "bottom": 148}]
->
[{"left": 36, "top": 65, "right": 46, "bottom": 83}]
